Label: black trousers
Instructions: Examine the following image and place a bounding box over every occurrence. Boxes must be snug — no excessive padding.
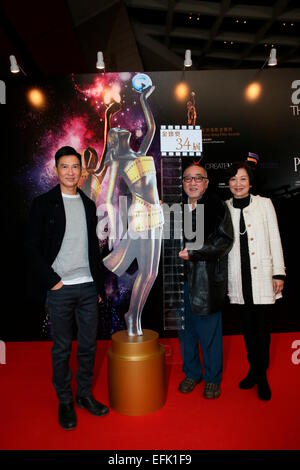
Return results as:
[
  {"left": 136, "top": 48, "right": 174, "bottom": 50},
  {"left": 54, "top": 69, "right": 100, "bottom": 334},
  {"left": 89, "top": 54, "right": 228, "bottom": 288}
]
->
[
  {"left": 238, "top": 304, "right": 272, "bottom": 377},
  {"left": 46, "top": 282, "right": 98, "bottom": 403}
]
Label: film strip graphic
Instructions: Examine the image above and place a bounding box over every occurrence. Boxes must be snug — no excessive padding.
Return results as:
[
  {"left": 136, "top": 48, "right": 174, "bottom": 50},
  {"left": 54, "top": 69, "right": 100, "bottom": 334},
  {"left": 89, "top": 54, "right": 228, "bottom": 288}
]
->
[
  {"left": 160, "top": 124, "right": 202, "bottom": 330},
  {"left": 160, "top": 125, "right": 202, "bottom": 157},
  {"left": 161, "top": 155, "right": 185, "bottom": 331}
]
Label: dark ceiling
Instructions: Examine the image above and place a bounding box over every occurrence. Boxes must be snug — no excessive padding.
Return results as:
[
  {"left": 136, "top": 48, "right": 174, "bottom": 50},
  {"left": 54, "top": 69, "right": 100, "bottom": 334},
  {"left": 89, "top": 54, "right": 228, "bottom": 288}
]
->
[{"left": 0, "top": 0, "right": 300, "bottom": 77}]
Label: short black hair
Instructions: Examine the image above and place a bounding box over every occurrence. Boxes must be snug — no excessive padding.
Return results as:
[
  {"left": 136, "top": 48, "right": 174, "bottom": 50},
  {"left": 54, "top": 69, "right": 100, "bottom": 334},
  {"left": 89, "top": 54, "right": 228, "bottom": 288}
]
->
[
  {"left": 227, "top": 161, "right": 254, "bottom": 184},
  {"left": 54, "top": 146, "right": 81, "bottom": 166}
]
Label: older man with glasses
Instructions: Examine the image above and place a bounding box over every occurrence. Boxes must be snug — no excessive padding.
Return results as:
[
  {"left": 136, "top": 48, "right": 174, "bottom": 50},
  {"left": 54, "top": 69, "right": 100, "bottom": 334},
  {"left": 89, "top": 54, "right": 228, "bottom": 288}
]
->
[{"left": 178, "top": 163, "right": 233, "bottom": 399}]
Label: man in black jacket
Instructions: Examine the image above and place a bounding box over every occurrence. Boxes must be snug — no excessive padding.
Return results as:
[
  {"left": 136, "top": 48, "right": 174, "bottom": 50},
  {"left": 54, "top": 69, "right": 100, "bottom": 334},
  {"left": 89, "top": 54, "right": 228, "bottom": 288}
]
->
[
  {"left": 27, "top": 146, "right": 109, "bottom": 430},
  {"left": 178, "top": 163, "right": 233, "bottom": 399}
]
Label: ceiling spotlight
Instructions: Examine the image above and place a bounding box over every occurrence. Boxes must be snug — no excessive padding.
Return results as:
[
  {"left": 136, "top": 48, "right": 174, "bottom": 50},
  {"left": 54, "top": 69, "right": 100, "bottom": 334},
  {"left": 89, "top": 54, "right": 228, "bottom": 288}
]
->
[
  {"left": 10, "top": 55, "right": 20, "bottom": 74},
  {"left": 96, "top": 51, "right": 105, "bottom": 70},
  {"left": 184, "top": 49, "right": 192, "bottom": 68},
  {"left": 261, "top": 47, "right": 277, "bottom": 70},
  {"left": 9, "top": 54, "right": 27, "bottom": 75},
  {"left": 268, "top": 48, "right": 277, "bottom": 66}
]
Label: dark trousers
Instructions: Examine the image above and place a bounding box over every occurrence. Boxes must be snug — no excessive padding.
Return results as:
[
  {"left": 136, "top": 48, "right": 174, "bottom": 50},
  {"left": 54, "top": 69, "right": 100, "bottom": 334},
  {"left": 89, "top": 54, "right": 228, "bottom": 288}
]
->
[
  {"left": 181, "top": 282, "right": 223, "bottom": 384},
  {"left": 238, "top": 304, "right": 271, "bottom": 377},
  {"left": 46, "top": 282, "right": 98, "bottom": 403}
]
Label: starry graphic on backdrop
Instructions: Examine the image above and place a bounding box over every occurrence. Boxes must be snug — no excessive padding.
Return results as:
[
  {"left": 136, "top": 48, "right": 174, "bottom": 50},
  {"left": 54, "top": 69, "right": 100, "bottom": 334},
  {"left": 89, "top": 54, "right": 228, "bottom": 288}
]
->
[{"left": 15, "top": 72, "right": 160, "bottom": 338}]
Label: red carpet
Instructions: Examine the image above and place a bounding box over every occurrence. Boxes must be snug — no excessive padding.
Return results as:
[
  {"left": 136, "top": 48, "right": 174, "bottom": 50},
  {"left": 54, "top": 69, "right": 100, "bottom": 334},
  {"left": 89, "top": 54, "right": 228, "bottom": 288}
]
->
[{"left": 0, "top": 333, "right": 299, "bottom": 450}]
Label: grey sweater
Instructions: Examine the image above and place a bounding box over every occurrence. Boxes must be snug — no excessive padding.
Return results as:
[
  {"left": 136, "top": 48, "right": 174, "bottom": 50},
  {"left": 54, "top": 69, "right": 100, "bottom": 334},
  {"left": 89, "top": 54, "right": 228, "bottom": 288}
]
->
[{"left": 52, "top": 193, "right": 93, "bottom": 284}]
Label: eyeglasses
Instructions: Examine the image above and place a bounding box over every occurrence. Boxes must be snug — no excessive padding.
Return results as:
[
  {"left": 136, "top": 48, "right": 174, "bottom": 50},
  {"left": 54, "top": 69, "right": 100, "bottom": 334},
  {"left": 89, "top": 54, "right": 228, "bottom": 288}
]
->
[{"left": 183, "top": 175, "right": 208, "bottom": 183}]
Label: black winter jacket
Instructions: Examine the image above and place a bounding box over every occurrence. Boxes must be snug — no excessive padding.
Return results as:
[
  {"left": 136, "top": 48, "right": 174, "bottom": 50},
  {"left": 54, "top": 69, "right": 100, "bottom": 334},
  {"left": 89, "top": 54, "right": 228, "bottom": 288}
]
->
[
  {"left": 26, "top": 184, "right": 104, "bottom": 303},
  {"left": 185, "top": 191, "right": 234, "bottom": 315}
]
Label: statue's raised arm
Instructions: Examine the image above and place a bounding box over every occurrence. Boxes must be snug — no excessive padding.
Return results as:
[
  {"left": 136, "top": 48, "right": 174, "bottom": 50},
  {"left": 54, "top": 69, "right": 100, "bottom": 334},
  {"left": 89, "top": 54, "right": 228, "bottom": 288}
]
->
[{"left": 138, "top": 85, "right": 156, "bottom": 156}]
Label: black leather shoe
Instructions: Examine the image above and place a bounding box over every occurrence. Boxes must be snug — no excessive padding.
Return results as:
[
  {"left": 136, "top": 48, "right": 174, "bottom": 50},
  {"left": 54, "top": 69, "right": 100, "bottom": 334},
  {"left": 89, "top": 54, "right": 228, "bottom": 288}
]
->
[
  {"left": 239, "top": 370, "right": 257, "bottom": 389},
  {"left": 203, "top": 382, "right": 221, "bottom": 399},
  {"left": 178, "top": 377, "right": 202, "bottom": 393},
  {"left": 257, "top": 378, "right": 271, "bottom": 401},
  {"left": 76, "top": 395, "right": 109, "bottom": 416},
  {"left": 58, "top": 402, "right": 77, "bottom": 430}
]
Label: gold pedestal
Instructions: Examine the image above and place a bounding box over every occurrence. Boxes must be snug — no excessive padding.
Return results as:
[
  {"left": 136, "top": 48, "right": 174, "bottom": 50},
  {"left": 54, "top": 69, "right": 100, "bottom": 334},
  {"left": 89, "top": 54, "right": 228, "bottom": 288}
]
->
[{"left": 107, "top": 329, "right": 166, "bottom": 416}]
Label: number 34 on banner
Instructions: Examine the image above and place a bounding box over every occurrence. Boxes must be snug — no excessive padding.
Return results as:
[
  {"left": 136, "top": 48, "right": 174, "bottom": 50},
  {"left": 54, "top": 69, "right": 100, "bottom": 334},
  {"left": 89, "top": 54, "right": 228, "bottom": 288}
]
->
[{"left": 160, "top": 125, "right": 202, "bottom": 157}]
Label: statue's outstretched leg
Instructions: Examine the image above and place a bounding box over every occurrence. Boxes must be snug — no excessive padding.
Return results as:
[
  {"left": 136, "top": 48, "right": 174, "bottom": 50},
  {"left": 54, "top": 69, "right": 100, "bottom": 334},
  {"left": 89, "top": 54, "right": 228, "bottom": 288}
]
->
[
  {"left": 124, "top": 311, "right": 141, "bottom": 337},
  {"left": 125, "top": 228, "right": 162, "bottom": 336},
  {"left": 136, "top": 229, "right": 162, "bottom": 334}
]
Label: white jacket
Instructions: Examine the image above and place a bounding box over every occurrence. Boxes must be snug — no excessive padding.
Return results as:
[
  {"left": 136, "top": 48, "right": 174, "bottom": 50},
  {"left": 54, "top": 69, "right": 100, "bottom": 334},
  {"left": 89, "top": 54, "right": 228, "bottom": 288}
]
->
[{"left": 226, "top": 195, "right": 285, "bottom": 305}]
